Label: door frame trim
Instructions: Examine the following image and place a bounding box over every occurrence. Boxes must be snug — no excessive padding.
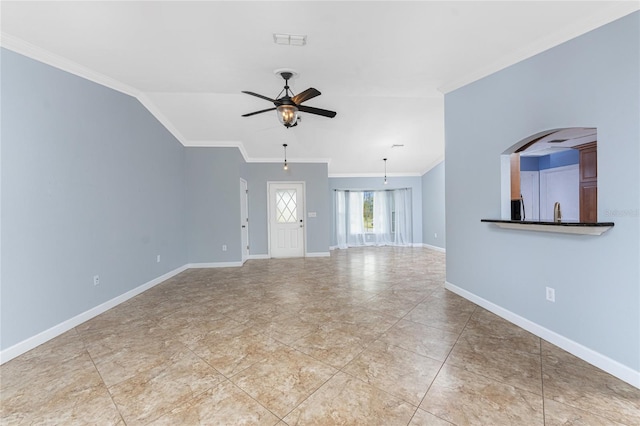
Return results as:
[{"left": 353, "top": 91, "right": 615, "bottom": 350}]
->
[
  {"left": 267, "top": 181, "right": 306, "bottom": 258},
  {"left": 240, "top": 178, "right": 249, "bottom": 264}
]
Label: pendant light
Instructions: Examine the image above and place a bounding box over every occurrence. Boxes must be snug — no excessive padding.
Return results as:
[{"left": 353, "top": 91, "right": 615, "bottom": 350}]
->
[
  {"left": 383, "top": 158, "right": 388, "bottom": 185},
  {"left": 283, "top": 144, "right": 289, "bottom": 170}
]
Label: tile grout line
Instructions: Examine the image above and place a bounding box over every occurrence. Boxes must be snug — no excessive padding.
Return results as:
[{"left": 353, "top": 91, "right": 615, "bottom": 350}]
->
[
  {"left": 540, "top": 337, "right": 546, "bottom": 426},
  {"left": 75, "top": 326, "right": 128, "bottom": 426},
  {"left": 265, "top": 259, "right": 442, "bottom": 422},
  {"left": 183, "top": 330, "right": 287, "bottom": 423},
  {"left": 335, "top": 278, "right": 448, "bottom": 425},
  {"left": 410, "top": 304, "right": 479, "bottom": 425}
]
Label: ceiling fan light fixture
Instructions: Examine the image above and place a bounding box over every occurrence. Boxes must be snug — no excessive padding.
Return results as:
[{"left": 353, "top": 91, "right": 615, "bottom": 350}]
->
[
  {"left": 242, "top": 71, "right": 335, "bottom": 128},
  {"left": 277, "top": 105, "right": 299, "bottom": 128}
]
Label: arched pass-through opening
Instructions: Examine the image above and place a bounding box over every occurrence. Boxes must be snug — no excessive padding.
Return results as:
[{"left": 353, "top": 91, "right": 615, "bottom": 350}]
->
[{"left": 500, "top": 127, "right": 597, "bottom": 222}]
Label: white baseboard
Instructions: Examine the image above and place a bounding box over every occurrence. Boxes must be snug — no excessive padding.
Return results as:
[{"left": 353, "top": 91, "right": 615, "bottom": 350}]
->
[
  {"left": 445, "top": 281, "right": 640, "bottom": 389},
  {"left": 421, "top": 243, "right": 446, "bottom": 253},
  {"left": 248, "top": 252, "right": 331, "bottom": 259},
  {"left": 247, "top": 254, "right": 270, "bottom": 260},
  {"left": 306, "top": 252, "right": 330, "bottom": 258},
  {"left": 330, "top": 245, "right": 423, "bottom": 251},
  {"left": 187, "top": 261, "right": 243, "bottom": 268},
  {"left": 0, "top": 265, "right": 188, "bottom": 365}
]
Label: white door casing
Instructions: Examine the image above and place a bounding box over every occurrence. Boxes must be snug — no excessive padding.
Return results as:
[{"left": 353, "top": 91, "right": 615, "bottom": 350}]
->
[
  {"left": 240, "top": 179, "right": 249, "bottom": 263},
  {"left": 268, "top": 182, "right": 305, "bottom": 258}
]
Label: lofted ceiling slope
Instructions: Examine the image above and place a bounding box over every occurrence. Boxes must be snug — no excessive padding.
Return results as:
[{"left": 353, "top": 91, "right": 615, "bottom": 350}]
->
[{"left": 1, "top": 1, "right": 638, "bottom": 175}]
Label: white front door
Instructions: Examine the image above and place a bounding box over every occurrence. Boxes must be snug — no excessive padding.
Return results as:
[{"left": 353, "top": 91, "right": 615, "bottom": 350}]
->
[
  {"left": 240, "top": 179, "right": 249, "bottom": 263},
  {"left": 269, "top": 182, "right": 305, "bottom": 258}
]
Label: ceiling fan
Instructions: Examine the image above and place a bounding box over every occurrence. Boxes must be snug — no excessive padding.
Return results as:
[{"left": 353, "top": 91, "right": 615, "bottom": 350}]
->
[{"left": 241, "top": 71, "right": 337, "bottom": 128}]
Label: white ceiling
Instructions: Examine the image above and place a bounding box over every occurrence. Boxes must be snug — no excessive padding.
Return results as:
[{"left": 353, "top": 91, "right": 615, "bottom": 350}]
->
[
  {"left": 1, "top": 1, "right": 638, "bottom": 176},
  {"left": 519, "top": 127, "right": 597, "bottom": 157}
]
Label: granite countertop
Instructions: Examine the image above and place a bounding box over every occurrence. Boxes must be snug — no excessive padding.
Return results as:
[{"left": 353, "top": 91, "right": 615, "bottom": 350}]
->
[{"left": 481, "top": 219, "right": 615, "bottom": 227}]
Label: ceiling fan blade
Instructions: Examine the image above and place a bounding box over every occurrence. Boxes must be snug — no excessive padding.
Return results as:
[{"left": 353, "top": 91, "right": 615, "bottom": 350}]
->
[
  {"left": 292, "top": 88, "right": 321, "bottom": 105},
  {"left": 241, "top": 91, "right": 275, "bottom": 103},
  {"left": 298, "top": 105, "right": 337, "bottom": 118},
  {"left": 242, "top": 107, "right": 277, "bottom": 117}
]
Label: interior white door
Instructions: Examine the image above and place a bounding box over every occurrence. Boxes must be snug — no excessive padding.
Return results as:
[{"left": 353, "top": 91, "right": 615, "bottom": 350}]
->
[
  {"left": 240, "top": 179, "right": 249, "bottom": 263},
  {"left": 539, "top": 165, "right": 579, "bottom": 221},
  {"left": 269, "top": 182, "right": 305, "bottom": 258},
  {"left": 520, "top": 171, "right": 540, "bottom": 220}
]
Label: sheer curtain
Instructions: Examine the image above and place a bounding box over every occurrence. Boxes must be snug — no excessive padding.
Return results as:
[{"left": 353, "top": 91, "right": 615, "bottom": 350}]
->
[
  {"left": 393, "top": 188, "right": 413, "bottom": 245},
  {"left": 347, "top": 191, "right": 366, "bottom": 246},
  {"left": 373, "top": 191, "right": 392, "bottom": 245},
  {"left": 334, "top": 189, "right": 412, "bottom": 248},
  {"left": 335, "top": 190, "right": 347, "bottom": 249}
]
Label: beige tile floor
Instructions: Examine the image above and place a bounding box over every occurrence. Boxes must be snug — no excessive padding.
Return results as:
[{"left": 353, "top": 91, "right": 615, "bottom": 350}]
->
[{"left": 1, "top": 247, "right": 639, "bottom": 425}]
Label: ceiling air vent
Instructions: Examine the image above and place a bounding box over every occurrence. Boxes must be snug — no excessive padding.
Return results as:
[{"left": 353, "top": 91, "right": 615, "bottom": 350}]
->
[{"left": 273, "top": 33, "right": 307, "bottom": 46}]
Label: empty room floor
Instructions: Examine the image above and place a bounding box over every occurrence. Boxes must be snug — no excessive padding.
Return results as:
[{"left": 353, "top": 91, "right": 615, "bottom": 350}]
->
[{"left": 1, "top": 247, "right": 639, "bottom": 425}]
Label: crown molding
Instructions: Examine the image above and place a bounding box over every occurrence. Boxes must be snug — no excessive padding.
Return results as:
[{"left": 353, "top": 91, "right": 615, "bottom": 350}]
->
[
  {"left": 328, "top": 172, "right": 422, "bottom": 178},
  {"left": 0, "top": 32, "right": 193, "bottom": 147},
  {"left": 246, "top": 157, "right": 331, "bottom": 164},
  {"left": 0, "top": 32, "right": 140, "bottom": 98},
  {"left": 181, "top": 142, "right": 331, "bottom": 165},
  {"left": 420, "top": 156, "right": 445, "bottom": 176},
  {"left": 438, "top": 3, "right": 640, "bottom": 94},
  {"left": 137, "top": 94, "right": 189, "bottom": 145},
  {"left": 183, "top": 140, "right": 250, "bottom": 161}
]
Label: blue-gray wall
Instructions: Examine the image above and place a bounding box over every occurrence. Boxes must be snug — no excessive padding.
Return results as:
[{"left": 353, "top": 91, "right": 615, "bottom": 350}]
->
[
  {"left": 328, "top": 176, "right": 423, "bottom": 247},
  {"left": 445, "top": 12, "right": 639, "bottom": 373},
  {"left": 245, "top": 163, "right": 330, "bottom": 255},
  {"left": 0, "top": 48, "right": 334, "bottom": 355},
  {"left": 421, "top": 162, "right": 445, "bottom": 249},
  {"left": 1, "top": 48, "right": 187, "bottom": 350},
  {"left": 185, "top": 147, "right": 245, "bottom": 263}
]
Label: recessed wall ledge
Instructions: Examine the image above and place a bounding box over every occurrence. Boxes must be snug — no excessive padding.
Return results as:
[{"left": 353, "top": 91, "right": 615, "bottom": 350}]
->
[{"left": 481, "top": 219, "right": 614, "bottom": 235}]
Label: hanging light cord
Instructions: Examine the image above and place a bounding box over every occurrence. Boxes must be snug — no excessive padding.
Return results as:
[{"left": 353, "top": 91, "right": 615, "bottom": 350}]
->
[
  {"left": 383, "top": 158, "right": 388, "bottom": 184},
  {"left": 283, "top": 144, "right": 288, "bottom": 170}
]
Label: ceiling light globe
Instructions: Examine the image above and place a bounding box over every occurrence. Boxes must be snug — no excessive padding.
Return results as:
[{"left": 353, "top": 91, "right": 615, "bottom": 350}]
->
[{"left": 277, "top": 105, "right": 299, "bottom": 127}]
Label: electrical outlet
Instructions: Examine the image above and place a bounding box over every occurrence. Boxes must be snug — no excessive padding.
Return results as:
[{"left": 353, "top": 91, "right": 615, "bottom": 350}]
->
[
  {"left": 93, "top": 275, "right": 100, "bottom": 286},
  {"left": 222, "top": 244, "right": 227, "bottom": 251},
  {"left": 156, "top": 255, "right": 161, "bottom": 263},
  {"left": 546, "top": 287, "right": 555, "bottom": 302},
  {"left": 434, "top": 233, "right": 438, "bottom": 239}
]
